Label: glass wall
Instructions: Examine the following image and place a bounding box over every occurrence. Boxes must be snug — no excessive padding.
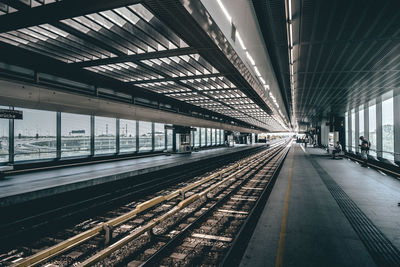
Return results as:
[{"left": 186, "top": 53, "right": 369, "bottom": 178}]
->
[
  {"left": 345, "top": 112, "right": 349, "bottom": 150},
  {"left": 369, "top": 104, "right": 377, "bottom": 156},
  {"left": 351, "top": 109, "right": 355, "bottom": 151},
  {"left": 154, "top": 123, "right": 165, "bottom": 151},
  {"left": 201, "top": 127, "right": 206, "bottom": 147},
  {"left": 359, "top": 105, "right": 364, "bottom": 139},
  {"left": 0, "top": 106, "right": 9, "bottom": 162},
  {"left": 95, "top": 116, "right": 116, "bottom": 155},
  {"left": 61, "top": 112, "right": 91, "bottom": 157},
  {"left": 119, "top": 119, "right": 136, "bottom": 153},
  {"left": 207, "top": 128, "right": 212, "bottom": 146},
  {"left": 138, "top": 121, "right": 152, "bottom": 152},
  {"left": 212, "top": 129, "right": 216, "bottom": 145},
  {"left": 0, "top": 105, "right": 230, "bottom": 164},
  {"left": 382, "top": 96, "right": 394, "bottom": 160},
  {"left": 14, "top": 108, "right": 56, "bottom": 161},
  {"left": 194, "top": 128, "right": 200, "bottom": 147},
  {"left": 167, "top": 128, "right": 173, "bottom": 150}
]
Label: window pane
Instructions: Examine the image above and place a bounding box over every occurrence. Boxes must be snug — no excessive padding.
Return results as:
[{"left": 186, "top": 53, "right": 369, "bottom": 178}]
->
[
  {"left": 167, "top": 128, "right": 173, "bottom": 150},
  {"left": 207, "top": 128, "right": 211, "bottom": 146},
  {"left": 95, "top": 116, "right": 116, "bottom": 154},
  {"left": 154, "top": 123, "right": 165, "bottom": 151},
  {"left": 382, "top": 97, "right": 394, "bottom": 160},
  {"left": 201, "top": 128, "right": 206, "bottom": 147},
  {"left": 119, "top": 119, "right": 136, "bottom": 153},
  {"left": 359, "top": 105, "right": 364, "bottom": 139},
  {"left": 14, "top": 108, "right": 56, "bottom": 161},
  {"left": 194, "top": 128, "right": 199, "bottom": 147},
  {"left": 0, "top": 106, "right": 9, "bottom": 162},
  {"left": 139, "top": 121, "right": 152, "bottom": 152},
  {"left": 61, "top": 112, "right": 91, "bottom": 157},
  {"left": 212, "top": 129, "right": 216, "bottom": 145},
  {"left": 369, "top": 104, "right": 376, "bottom": 156},
  {"left": 351, "top": 109, "right": 355, "bottom": 151},
  {"left": 345, "top": 112, "right": 349, "bottom": 150}
]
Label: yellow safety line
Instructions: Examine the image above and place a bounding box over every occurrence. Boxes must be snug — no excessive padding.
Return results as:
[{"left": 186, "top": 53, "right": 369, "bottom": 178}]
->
[{"left": 275, "top": 149, "right": 294, "bottom": 267}]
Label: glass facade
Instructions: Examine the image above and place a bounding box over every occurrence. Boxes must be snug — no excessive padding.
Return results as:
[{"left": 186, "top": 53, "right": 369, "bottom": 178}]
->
[
  {"left": 138, "top": 121, "right": 152, "bottom": 152},
  {"left": 345, "top": 112, "right": 349, "bottom": 150},
  {"left": 369, "top": 104, "right": 376, "bottom": 156},
  {"left": 194, "top": 128, "right": 200, "bottom": 147},
  {"left": 14, "top": 108, "right": 56, "bottom": 161},
  {"left": 95, "top": 116, "right": 116, "bottom": 155},
  {"left": 167, "top": 128, "right": 173, "bottom": 150},
  {"left": 0, "top": 106, "right": 9, "bottom": 162},
  {"left": 382, "top": 96, "right": 394, "bottom": 160},
  {"left": 201, "top": 127, "right": 206, "bottom": 147},
  {"left": 207, "top": 128, "right": 212, "bottom": 146},
  {"left": 212, "top": 129, "right": 216, "bottom": 145},
  {"left": 351, "top": 109, "right": 355, "bottom": 151},
  {"left": 359, "top": 105, "right": 364, "bottom": 140},
  {"left": 154, "top": 123, "right": 165, "bottom": 151},
  {"left": 61, "top": 112, "right": 91, "bottom": 157},
  {"left": 0, "top": 106, "right": 229, "bottom": 164},
  {"left": 119, "top": 119, "right": 136, "bottom": 153}
]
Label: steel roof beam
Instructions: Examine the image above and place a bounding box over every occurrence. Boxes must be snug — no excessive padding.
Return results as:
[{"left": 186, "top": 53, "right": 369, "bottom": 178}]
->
[
  {"left": 72, "top": 47, "right": 198, "bottom": 68},
  {"left": 0, "top": 0, "right": 143, "bottom": 33},
  {"left": 130, "top": 73, "right": 225, "bottom": 84}
]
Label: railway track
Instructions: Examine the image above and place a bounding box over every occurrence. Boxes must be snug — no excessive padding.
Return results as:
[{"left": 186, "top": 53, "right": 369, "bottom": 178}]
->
[
  {"left": 0, "top": 145, "right": 265, "bottom": 248},
  {"left": 1, "top": 140, "right": 290, "bottom": 267}
]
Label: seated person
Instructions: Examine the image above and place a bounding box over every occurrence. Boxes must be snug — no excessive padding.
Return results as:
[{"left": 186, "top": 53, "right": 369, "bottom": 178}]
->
[{"left": 332, "top": 141, "right": 342, "bottom": 159}]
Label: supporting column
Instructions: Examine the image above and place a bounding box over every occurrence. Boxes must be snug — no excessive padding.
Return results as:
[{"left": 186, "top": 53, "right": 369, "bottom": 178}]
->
[
  {"left": 164, "top": 127, "right": 167, "bottom": 151},
  {"left": 56, "top": 112, "right": 61, "bottom": 159},
  {"left": 8, "top": 113, "right": 14, "bottom": 164},
  {"left": 348, "top": 112, "right": 352, "bottom": 152},
  {"left": 394, "top": 88, "right": 400, "bottom": 163},
  {"left": 205, "top": 128, "right": 207, "bottom": 146},
  {"left": 376, "top": 96, "right": 383, "bottom": 158},
  {"left": 364, "top": 106, "right": 369, "bottom": 140},
  {"left": 136, "top": 121, "right": 139, "bottom": 152},
  {"left": 151, "top": 122, "right": 155, "bottom": 151},
  {"left": 355, "top": 107, "right": 359, "bottom": 153},
  {"left": 90, "top": 115, "right": 95, "bottom": 156},
  {"left": 199, "top": 128, "right": 202, "bottom": 147},
  {"left": 116, "top": 119, "right": 120, "bottom": 154}
]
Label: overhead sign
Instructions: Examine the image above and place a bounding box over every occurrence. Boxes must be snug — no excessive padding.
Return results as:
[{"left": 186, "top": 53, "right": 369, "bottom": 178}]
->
[{"left": 0, "top": 109, "right": 23, "bottom": 120}]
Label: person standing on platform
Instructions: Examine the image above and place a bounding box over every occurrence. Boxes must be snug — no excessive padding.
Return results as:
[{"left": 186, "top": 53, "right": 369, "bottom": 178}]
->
[{"left": 359, "top": 136, "right": 371, "bottom": 166}]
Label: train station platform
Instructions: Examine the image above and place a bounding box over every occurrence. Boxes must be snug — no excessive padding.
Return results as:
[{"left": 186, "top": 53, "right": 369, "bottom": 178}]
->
[
  {"left": 0, "top": 144, "right": 264, "bottom": 208},
  {"left": 240, "top": 143, "right": 400, "bottom": 267}
]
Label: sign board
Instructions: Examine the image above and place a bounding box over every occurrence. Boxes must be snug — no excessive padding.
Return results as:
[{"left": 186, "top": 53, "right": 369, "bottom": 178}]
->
[{"left": 0, "top": 109, "right": 23, "bottom": 119}]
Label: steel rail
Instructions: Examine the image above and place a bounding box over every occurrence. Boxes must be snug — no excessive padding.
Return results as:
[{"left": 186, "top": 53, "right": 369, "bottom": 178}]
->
[
  {"left": 12, "top": 145, "right": 278, "bottom": 267},
  {"left": 220, "top": 141, "right": 292, "bottom": 266},
  {"left": 79, "top": 144, "right": 287, "bottom": 266},
  {"left": 139, "top": 143, "right": 289, "bottom": 267}
]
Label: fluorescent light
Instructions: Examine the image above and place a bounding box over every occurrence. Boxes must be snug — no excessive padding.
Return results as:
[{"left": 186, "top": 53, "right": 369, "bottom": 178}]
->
[
  {"left": 217, "top": 0, "right": 232, "bottom": 23},
  {"left": 288, "top": 0, "right": 292, "bottom": 21},
  {"left": 291, "top": 64, "right": 294, "bottom": 75},
  {"left": 246, "top": 51, "right": 255, "bottom": 65},
  {"left": 290, "top": 49, "right": 293, "bottom": 63},
  {"left": 254, "top": 66, "right": 261, "bottom": 77},
  {"left": 236, "top": 32, "right": 246, "bottom": 50},
  {"left": 289, "top": 23, "right": 293, "bottom": 47},
  {"left": 260, "top": 77, "right": 266, "bottom": 84}
]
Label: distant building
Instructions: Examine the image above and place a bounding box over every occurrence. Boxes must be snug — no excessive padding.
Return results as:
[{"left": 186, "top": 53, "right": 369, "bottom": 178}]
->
[{"left": 69, "top": 130, "right": 85, "bottom": 136}]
